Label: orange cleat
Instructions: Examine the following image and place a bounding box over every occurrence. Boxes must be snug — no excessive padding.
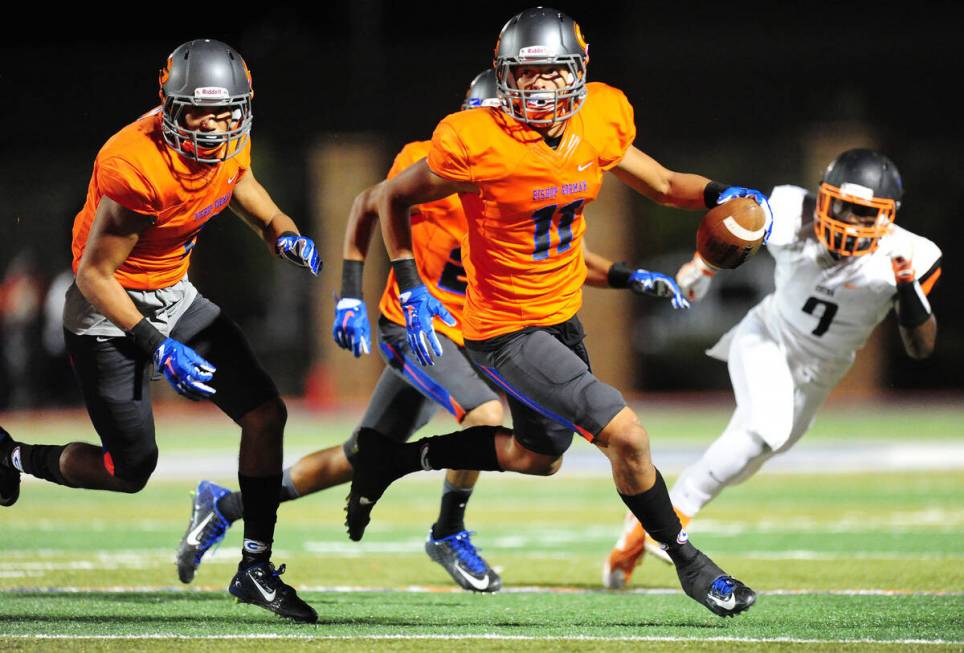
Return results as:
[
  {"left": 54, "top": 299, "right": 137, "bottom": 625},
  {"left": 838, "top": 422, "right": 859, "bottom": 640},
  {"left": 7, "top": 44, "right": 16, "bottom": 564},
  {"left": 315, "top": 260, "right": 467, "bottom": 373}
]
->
[{"left": 602, "top": 509, "right": 692, "bottom": 588}]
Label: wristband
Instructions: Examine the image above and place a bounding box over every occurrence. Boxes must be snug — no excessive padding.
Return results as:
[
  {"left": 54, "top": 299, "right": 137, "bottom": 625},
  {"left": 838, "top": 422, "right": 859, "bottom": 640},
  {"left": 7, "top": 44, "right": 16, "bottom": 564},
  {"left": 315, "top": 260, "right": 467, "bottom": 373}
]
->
[
  {"left": 703, "top": 181, "right": 727, "bottom": 208},
  {"left": 607, "top": 262, "right": 634, "bottom": 289},
  {"left": 341, "top": 260, "right": 364, "bottom": 298},
  {"left": 127, "top": 318, "right": 165, "bottom": 355},
  {"left": 391, "top": 258, "right": 422, "bottom": 292},
  {"left": 896, "top": 281, "right": 932, "bottom": 328}
]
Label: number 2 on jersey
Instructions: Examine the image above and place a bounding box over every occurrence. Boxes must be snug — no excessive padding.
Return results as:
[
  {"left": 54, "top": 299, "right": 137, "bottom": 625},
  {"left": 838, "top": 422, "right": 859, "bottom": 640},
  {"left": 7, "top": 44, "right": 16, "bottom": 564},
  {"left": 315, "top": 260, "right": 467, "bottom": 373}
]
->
[
  {"left": 531, "top": 200, "right": 584, "bottom": 260},
  {"left": 802, "top": 297, "right": 838, "bottom": 336}
]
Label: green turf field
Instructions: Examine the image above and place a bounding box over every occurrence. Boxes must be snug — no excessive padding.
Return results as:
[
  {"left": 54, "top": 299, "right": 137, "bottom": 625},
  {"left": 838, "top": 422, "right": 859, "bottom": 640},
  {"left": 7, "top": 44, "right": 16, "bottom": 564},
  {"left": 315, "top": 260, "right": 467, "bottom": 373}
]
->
[{"left": 1, "top": 404, "right": 962, "bottom": 651}]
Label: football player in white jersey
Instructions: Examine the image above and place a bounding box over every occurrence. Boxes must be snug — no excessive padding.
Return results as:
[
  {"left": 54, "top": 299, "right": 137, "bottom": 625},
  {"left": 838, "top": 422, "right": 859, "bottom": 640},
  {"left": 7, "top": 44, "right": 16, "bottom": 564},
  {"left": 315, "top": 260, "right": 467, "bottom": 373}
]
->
[{"left": 603, "top": 149, "right": 941, "bottom": 588}]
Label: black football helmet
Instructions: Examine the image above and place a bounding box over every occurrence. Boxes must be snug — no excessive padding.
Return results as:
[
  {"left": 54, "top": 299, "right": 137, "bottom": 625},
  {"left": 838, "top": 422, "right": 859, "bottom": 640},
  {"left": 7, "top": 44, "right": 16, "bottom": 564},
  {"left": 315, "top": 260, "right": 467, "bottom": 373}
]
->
[
  {"left": 461, "top": 70, "right": 501, "bottom": 110},
  {"left": 159, "top": 39, "right": 253, "bottom": 164},
  {"left": 493, "top": 7, "right": 589, "bottom": 125},
  {"left": 814, "top": 148, "right": 903, "bottom": 256}
]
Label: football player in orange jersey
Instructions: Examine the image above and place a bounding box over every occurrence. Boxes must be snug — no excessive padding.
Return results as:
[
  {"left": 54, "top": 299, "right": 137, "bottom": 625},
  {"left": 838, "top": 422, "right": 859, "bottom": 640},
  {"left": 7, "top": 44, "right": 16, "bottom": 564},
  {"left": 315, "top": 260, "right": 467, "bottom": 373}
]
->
[
  {"left": 0, "top": 40, "right": 318, "bottom": 623},
  {"left": 341, "top": 8, "right": 773, "bottom": 617}
]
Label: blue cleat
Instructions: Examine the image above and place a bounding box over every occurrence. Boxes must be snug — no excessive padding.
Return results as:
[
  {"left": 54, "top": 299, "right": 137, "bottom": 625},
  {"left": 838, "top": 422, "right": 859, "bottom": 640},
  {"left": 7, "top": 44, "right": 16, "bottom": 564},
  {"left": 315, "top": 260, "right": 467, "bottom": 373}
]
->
[
  {"left": 176, "top": 480, "right": 231, "bottom": 583},
  {"left": 425, "top": 529, "right": 502, "bottom": 592}
]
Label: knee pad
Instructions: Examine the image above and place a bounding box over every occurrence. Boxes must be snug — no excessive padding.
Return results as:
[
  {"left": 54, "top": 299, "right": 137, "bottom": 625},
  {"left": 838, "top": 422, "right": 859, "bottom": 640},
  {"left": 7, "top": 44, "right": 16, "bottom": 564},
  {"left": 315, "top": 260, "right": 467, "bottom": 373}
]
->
[{"left": 109, "top": 444, "right": 158, "bottom": 491}]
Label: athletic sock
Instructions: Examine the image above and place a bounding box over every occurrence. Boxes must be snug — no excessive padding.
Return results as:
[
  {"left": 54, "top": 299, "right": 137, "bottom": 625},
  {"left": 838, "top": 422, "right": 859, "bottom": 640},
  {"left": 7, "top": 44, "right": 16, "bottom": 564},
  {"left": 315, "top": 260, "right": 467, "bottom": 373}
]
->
[
  {"left": 432, "top": 480, "right": 473, "bottom": 539},
  {"left": 238, "top": 472, "right": 281, "bottom": 567},
  {"left": 8, "top": 443, "right": 74, "bottom": 487},
  {"left": 218, "top": 467, "right": 301, "bottom": 524},
  {"left": 413, "top": 425, "right": 502, "bottom": 473},
  {"left": 618, "top": 468, "right": 684, "bottom": 553}
]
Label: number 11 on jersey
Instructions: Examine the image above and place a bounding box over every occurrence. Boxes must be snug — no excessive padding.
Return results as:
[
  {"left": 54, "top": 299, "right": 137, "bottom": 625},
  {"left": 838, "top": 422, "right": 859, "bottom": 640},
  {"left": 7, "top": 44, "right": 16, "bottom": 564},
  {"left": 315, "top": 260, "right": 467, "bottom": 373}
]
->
[{"left": 531, "top": 199, "right": 584, "bottom": 260}]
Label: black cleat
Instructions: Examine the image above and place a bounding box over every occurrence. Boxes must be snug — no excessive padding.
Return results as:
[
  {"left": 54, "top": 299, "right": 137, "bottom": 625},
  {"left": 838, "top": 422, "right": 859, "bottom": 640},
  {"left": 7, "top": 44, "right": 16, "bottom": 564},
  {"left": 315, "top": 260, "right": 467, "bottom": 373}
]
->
[
  {"left": 673, "top": 542, "right": 756, "bottom": 617},
  {"left": 229, "top": 561, "right": 318, "bottom": 623},
  {"left": 345, "top": 429, "right": 411, "bottom": 541},
  {"left": 0, "top": 427, "right": 21, "bottom": 508}
]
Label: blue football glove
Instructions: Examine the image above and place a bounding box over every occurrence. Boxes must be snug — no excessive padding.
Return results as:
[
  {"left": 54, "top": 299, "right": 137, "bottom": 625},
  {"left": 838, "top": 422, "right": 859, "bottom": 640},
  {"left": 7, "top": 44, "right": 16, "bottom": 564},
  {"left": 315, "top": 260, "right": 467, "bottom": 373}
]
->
[
  {"left": 332, "top": 297, "right": 371, "bottom": 358},
  {"left": 153, "top": 338, "right": 216, "bottom": 400},
  {"left": 717, "top": 186, "right": 774, "bottom": 245},
  {"left": 276, "top": 233, "right": 322, "bottom": 275},
  {"left": 399, "top": 285, "right": 456, "bottom": 366},
  {"left": 629, "top": 269, "right": 691, "bottom": 310}
]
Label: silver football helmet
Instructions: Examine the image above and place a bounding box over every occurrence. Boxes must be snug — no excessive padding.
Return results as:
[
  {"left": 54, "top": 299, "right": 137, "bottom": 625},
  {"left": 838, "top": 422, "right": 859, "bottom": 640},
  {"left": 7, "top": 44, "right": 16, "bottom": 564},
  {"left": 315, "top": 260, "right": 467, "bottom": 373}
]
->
[
  {"left": 493, "top": 7, "right": 589, "bottom": 125},
  {"left": 461, "top": 70, "right": 501, "bottom": 110},
  {"left": 158, "top": 39, "right": 253, "bottom": 164}
]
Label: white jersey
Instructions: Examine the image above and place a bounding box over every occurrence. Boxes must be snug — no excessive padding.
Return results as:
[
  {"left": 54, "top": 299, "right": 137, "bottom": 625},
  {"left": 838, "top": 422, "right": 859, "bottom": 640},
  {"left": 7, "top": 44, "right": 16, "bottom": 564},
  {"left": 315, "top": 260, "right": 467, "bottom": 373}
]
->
[{"left": 709, "top": 184, "right": 942, "bottom": 371}]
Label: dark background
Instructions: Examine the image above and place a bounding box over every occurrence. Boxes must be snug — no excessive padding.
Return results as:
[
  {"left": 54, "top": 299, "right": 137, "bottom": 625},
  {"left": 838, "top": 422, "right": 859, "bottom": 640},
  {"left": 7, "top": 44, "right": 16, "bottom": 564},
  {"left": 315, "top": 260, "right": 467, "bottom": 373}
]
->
[{"left": 0, "top": 1, "right": 960, "bottom": 407}]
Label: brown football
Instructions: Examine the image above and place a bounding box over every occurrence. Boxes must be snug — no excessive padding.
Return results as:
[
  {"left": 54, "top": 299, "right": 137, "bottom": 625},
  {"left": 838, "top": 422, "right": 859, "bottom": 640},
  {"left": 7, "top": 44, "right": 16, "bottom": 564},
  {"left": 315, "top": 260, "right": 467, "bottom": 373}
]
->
[{"left": 696, "top": 197, "right": 768, "bottom": 269}]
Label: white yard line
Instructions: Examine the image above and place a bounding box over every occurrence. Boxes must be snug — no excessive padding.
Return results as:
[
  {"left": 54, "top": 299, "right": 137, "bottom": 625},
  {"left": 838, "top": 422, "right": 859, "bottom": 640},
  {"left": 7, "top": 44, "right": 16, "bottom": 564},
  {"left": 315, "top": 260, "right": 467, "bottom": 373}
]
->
[{"left": 3, "top": 585, "right": 961, "bottom": 596}]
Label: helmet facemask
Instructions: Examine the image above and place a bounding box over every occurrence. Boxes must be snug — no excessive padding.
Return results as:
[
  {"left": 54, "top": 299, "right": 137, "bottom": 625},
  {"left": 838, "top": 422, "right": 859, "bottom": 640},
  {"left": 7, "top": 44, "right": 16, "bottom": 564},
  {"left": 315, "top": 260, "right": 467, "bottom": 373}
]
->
[
  {"left": 161, "top": 92, "right": 252, "bottom": 165},
  {"left": 495, "top": 55, "right": 587, "bottom": 126},
  {"left": 814, "top": 181, "right": 897, "bottom": 256}
]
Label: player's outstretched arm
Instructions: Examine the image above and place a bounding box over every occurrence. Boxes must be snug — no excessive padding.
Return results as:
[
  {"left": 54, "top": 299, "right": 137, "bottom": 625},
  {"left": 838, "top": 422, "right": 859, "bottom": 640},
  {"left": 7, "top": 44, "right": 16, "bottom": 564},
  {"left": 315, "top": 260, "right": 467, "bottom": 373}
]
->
[
  {"left": 610, "top": 146, "right": 711, "bottom": 210},
  {"left": 584, "top": 247, "right": 689, "bottom": 308},
  {"left": 893, "top": 256, "right": 938, "bottom": 360},
  {"left": 374, "top": 160, "right": 474, "bottom": 365},
  {"left": 230, "top": 170, "right": 321, "bottom": 275},
  {"left": 610, "top": 147, "right": 773, "bottom": 241}
]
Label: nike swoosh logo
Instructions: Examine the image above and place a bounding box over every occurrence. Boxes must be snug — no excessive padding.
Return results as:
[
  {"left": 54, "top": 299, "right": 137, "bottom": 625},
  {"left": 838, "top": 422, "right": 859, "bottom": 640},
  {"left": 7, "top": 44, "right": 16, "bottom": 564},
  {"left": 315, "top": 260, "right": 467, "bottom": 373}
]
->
[
  {"left": 577, "top": 161, "right": 593, "bottom": 171},
  {"left": 95, "top": 336, "right": 111, "bottom": 343},
  {"left": 453, "top": 564, "right": 491, "bottom": 591},
  {"left": 227, "top": 174, "right": 237, "bottom": 184},
  {"left": 185, "top": 513, "right": 214, "bottom": 547},
  {"left": 249, "top": 572, "right": 277, "bottom": 602},
  {"left": 707, "top": 592, "right": 737, "bottom": 611},
  {"left": 359, "top": 496, "right": 374, "bottom": 506}
]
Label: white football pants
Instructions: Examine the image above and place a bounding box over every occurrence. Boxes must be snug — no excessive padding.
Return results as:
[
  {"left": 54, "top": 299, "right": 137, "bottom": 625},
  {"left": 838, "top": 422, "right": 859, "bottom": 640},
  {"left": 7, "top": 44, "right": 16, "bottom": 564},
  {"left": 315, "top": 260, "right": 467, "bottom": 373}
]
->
[{"left": 670, "top": 310, "right": 836, "bottom": 518}]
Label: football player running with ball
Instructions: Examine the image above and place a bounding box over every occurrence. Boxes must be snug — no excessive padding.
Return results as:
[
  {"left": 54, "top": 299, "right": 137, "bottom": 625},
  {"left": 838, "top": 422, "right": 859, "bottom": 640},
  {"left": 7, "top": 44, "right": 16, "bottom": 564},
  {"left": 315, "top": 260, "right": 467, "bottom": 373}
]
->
[
  {"left": 603, "top": 149, "right": 941, "bottom": 588},
  {"left": 0, "top": 40, "right": 320, "bottom": 622},
  {"left": 178, "top": 71, "right": 510, "bottom": 593},
  {"left": 342, "top": 8, "right": 771, "bottom": 617}
]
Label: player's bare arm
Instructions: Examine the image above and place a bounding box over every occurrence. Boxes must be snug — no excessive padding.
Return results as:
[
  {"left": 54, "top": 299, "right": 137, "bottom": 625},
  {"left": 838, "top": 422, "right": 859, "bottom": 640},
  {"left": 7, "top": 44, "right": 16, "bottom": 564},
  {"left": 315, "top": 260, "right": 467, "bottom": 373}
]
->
[
  {"left": 230, "top": 170, "right": 321, "bottom": 274},
  {"left": 343, "top": 186, "right": 381, "bottom": 262},
  {"left": 610, "top": 146, "right": 710, "bottom": 210},
  {"left": 583, "top": 247, "right": 613, "bottom": 287},
  {"left": 229, "top": 170, "right": 300, "bottom": 246},
  {"left": 376, "top": 159, "right": 475, "bottom": 261},
  {"left": 75, "top": 197, "right": 154, "bottom": 331}
]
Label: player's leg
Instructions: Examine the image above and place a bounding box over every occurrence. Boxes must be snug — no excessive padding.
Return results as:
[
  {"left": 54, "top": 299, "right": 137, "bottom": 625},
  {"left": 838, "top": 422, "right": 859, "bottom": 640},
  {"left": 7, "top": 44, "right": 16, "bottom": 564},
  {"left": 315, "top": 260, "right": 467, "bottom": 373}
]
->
[
  {"left": 173, "top": 297, "right": 315, "bottom": 623},
  {"left": 0, "top": 331, "right": 158, "bottom": 499},
  {"left": 606, "top": 314, "right": 793, "bottom": 585}
]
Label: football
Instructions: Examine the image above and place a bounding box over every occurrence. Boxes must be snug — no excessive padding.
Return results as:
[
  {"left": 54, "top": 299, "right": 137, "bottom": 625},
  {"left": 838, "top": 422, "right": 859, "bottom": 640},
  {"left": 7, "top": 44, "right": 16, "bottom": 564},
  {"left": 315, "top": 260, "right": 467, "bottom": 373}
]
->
[{"left": 696, "top": 197, "right": 768, "bottom": 269}]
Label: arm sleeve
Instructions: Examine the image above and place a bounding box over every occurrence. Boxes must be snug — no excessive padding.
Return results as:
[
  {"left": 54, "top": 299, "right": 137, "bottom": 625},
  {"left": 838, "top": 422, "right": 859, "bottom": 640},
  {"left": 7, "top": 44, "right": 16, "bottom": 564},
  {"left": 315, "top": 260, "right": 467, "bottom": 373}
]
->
[
  {"left": 96, "top": 157, "right": 159, "bottom": 217},
  {"left": 427, "top": 121, "right": 473, "bottom": 183},
  {"left": 597, "top": 87, "right": 637, "bottom": 171}
]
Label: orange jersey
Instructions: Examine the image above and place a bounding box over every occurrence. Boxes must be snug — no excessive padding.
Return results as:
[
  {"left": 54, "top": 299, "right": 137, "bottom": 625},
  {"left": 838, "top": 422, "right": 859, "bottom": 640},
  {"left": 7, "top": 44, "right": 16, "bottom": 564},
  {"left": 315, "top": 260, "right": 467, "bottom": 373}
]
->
[
  {"left": 71, "top": 108, "right": 250, "bottom": 291},
  {"left": 427, "top": 82, "right": 636, "bottom": 340},
  {"left": 378, "top": 141, "right": 469, "bottom": 346}
]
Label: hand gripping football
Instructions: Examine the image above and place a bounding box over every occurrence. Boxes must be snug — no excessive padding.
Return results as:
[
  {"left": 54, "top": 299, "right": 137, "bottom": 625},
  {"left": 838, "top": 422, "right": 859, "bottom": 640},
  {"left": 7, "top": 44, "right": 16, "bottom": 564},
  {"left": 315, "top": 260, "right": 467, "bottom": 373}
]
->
[{"left": 696, "top": 197, "right": 767, "bottom": 269}]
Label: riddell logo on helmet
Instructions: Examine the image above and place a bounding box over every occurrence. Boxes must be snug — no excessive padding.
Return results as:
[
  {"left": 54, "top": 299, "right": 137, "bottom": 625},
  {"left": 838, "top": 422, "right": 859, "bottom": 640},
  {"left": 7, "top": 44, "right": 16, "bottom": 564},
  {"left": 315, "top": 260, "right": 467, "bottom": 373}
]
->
[
  {"left": 519, "top": 46, "right": 550, "bottom": 57},
  {"left": 194, "top": 87, "right": 230, "bottom": 99}
]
